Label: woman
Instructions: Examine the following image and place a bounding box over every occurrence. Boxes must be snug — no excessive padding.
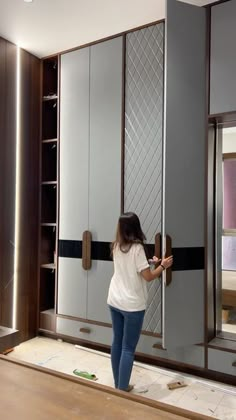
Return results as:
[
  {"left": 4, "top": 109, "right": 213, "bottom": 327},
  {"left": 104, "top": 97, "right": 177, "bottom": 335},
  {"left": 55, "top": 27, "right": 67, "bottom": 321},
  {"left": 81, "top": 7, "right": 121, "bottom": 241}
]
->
[{"left": 107, "top": 212, "right": 173, "bottom": 391}]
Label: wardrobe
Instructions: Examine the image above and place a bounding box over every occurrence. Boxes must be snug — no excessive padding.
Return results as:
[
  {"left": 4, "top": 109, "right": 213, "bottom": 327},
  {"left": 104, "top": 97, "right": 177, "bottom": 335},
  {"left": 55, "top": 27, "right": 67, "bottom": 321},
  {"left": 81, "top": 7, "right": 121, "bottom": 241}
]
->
[
  {"left": 56, "top": 0, "right": 206, "bottom": 363},
  {"left": 57, "top": 37, "right": 122, "bottom": 339},
  {"left": 38, "top": 0, "right": 236, "bottom": 384}
]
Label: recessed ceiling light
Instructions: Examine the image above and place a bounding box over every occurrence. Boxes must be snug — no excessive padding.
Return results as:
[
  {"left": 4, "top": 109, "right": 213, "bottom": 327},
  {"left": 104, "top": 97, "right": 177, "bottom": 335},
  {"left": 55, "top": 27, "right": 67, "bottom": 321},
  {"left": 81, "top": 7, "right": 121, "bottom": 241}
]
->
[{"left": 24, "top": 0, "right": 33, "bottom": 3}]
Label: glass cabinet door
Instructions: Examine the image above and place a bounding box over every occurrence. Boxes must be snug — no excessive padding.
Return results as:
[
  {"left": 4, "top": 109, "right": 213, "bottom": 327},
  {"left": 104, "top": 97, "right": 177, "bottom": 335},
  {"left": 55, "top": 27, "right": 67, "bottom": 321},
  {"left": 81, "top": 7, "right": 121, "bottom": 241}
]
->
[{"left": 216, "top": 125, "right": 236, "bottom": 338}]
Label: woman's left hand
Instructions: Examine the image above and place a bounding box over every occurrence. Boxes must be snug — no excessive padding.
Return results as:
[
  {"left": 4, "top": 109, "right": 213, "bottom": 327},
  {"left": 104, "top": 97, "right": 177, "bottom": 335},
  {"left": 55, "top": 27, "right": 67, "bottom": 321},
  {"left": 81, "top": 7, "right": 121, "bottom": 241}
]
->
[{"left": 148, "top": 256, "right": 161, "bottom": 265}]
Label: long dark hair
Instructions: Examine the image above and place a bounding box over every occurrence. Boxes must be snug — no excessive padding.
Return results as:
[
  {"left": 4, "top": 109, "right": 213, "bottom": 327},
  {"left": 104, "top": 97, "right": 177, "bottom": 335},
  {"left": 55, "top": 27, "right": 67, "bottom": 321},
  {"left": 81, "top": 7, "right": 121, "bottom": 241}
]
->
[{"left": 111, "top": 212, "right": 146, "bottom": 254}]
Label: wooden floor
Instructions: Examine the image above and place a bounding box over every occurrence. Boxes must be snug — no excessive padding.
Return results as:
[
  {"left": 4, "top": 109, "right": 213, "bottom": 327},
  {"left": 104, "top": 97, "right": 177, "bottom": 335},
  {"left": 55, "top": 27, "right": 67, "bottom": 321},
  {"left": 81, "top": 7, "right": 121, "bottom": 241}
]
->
[{"left": 0, "top": 356, "right": 214, "bottom": 420}]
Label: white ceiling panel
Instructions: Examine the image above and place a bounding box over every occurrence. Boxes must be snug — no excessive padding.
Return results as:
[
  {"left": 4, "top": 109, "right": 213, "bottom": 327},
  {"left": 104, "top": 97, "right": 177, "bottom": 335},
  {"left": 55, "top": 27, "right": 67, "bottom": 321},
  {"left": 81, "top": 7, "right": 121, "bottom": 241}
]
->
[
  {"left": 0, "top": 0, "right": 220, "bottom": 58},
  {"left": 0, "top": 0, "right": 165, "bottom": 57}
]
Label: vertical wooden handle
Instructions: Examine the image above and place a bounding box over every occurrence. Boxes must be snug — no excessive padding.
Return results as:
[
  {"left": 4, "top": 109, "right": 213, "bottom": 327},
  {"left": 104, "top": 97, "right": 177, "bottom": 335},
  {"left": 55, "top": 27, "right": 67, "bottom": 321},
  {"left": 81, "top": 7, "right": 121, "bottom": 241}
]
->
[
  {"left": 154, "top": 233, "right": 161, "bottom": 259},
  {"left": 165, "top": 234, "right": 172, "bottom": 286},
  {"left": 82, "top": 230, "right": 92, "bottom": 270}
]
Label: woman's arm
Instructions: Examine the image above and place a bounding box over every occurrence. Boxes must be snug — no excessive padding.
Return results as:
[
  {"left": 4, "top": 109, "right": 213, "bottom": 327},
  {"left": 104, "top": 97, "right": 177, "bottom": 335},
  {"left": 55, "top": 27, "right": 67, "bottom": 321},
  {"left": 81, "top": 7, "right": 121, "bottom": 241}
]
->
[{"left": 141, "top": 255, "right": 173, "bottom": 282}]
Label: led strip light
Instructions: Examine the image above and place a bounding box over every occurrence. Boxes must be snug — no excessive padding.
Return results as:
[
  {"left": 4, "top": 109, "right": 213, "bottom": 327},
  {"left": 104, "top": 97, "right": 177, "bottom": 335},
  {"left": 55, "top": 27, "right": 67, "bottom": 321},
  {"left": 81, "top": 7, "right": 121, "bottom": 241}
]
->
[{"left": 12, "top": 46, "right": 21, "bottom": 330}]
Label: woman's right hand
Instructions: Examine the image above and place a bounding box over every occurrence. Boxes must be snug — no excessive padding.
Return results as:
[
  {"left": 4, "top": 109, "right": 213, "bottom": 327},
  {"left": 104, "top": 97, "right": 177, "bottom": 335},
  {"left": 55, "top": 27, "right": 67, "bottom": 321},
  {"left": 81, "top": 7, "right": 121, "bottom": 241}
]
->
[{"left": 161, "top": 255, "right": 173, "bottom": 269}]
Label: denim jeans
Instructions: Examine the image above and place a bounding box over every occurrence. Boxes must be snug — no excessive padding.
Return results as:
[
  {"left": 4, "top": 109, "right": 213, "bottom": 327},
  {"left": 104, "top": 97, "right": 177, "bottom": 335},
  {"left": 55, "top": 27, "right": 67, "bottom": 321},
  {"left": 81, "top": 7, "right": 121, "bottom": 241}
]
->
[{"left": 109, "top": 305, "right": 145, "bottom": 391}]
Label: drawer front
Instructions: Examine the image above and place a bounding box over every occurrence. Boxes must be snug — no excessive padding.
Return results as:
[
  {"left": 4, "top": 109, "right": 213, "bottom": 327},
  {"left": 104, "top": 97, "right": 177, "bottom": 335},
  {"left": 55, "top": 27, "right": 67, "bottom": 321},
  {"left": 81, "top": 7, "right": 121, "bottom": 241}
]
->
[
  {"left": 136, "top": 335, "right": 162, "bottom": 354},
  {"left": 56, "top": 317, "right": 112, "bottom": 346},
  {"left": 56, "top": 317, "right": 204, "bottom": 369},
  {"left": 208, "top": 348, "right": 236, "bottom": 376},
  {"left": 153, "top": 345, "right": 204, "bottom": 368},
  {"left": 137, "top": 337, "right": 204, "bottom": 368}
]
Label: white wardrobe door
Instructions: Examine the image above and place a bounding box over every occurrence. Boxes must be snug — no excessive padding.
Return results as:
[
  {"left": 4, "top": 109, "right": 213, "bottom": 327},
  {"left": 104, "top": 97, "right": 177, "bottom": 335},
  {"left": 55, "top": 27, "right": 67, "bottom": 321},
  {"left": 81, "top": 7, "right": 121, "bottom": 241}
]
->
[
  {"left": 60, "top": 48, "right": 89, "bottom": 240},
  {"left": 58, "top": 48, "right": 90, "bottom": 317},
  {"left": 57, "top": 257, "right": 87, "bottom": 318},
  {"left": 87, "top": 261, "right": 113, "bottom": 323},
  {"left": 87, "top": 37, "right": 123, "bottom": 322},
  {"left": 89, "top": 37, "right": 122, "bottom": 241}
]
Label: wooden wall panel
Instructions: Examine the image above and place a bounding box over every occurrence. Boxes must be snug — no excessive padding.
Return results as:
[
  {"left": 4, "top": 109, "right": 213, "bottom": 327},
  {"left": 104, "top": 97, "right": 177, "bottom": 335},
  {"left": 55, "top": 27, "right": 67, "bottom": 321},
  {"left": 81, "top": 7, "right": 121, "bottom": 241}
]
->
[
  {"left": 0, "top": 38, "right": 16, "bottom": 328},
  {"left": 0, "top": 38, "right": 6, "bottom": 322},
  {"left": 0, "top": 37, "right": 40, "bottom": 343},
  {"left": 17, "top": 49, "right": 40, "bottom": 342}
]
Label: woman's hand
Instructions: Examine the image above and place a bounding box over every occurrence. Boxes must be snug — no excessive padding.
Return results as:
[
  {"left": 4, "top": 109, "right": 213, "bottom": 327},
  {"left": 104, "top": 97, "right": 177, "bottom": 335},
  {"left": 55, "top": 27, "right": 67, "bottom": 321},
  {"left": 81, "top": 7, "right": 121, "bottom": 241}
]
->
[
  {"left": 148, "top": 256, "right": 161, "bottom": 265},
  {"left": 142, "top": 255, "right": 173, "bottom": 282},
  {"left": 161, "top": 255, "right": 173, "bottom": 269}
]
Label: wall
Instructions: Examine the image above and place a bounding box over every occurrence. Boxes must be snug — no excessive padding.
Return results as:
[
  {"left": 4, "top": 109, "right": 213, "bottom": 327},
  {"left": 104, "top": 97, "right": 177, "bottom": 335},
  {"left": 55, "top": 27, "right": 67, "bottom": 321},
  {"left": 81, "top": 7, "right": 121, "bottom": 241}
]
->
[{"left": 0, "top": 37, "right": 40, "bottom": 342}]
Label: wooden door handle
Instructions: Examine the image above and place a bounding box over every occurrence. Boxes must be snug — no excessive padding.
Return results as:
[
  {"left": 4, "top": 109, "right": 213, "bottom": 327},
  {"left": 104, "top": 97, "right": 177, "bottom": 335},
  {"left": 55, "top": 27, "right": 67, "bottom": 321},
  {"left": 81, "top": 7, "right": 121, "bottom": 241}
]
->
[
  {"left": 165, "top": 234, "right": 172, "bottom": 286},
  {"left": 80, "top": 327, "right": 91, "bottom": 334},
  {"left": 155, "top": 233, "right": 161, "bottom": 259},
  {"left": 152, "top": 343, "right": 163, "bottom": 350},
  {"left": 82, "top": 230, "right": 92, "bottom": 270}
]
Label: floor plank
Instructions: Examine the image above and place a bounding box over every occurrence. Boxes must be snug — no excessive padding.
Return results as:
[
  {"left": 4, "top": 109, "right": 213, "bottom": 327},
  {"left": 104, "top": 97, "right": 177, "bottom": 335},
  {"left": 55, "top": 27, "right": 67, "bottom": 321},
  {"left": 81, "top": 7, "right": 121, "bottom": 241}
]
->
[{"left": 0, "top": 356, "right": 214, "bottom": 420}]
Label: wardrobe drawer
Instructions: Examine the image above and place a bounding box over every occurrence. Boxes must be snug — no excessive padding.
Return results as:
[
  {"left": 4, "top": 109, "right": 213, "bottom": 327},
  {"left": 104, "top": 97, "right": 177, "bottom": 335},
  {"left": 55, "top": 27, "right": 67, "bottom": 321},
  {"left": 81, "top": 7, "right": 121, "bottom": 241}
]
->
[
  {"left": 136, "top": 335, "right": 162, "bottom": 354},
  {"left": 208, "top": 348, "right": 236, "bottom": 376},
  {"left": 153, "top": 345, "right": 204, "bottom": 368},
  {"left": 56, "top": 317, "right": 112, "bottom": 346},
  {"left": 137, "top": 336, "right": 204, "bottom": 368}
]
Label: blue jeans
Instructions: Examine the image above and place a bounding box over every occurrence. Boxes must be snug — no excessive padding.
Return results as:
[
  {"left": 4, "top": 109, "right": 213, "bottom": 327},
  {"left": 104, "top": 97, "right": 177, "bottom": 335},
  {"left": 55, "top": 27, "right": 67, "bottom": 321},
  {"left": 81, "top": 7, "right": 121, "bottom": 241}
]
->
[{"left": 109, "top": 305, "right": 145, "bottom": 391}]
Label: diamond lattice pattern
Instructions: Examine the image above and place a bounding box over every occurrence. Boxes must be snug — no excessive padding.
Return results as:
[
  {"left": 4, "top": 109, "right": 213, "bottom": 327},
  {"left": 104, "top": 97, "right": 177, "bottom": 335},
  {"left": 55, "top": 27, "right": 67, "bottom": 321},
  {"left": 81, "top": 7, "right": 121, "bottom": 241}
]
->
[{"left": 124, "top": 23, "right": 164, "bottom": 334}]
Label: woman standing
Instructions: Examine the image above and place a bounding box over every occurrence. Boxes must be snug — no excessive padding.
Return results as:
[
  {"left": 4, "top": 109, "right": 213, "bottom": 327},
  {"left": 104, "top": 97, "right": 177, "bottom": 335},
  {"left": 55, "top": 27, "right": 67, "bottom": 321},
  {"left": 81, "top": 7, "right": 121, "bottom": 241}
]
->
[{"left": 107, "top": 212, "right": 173, "bottom": 391}]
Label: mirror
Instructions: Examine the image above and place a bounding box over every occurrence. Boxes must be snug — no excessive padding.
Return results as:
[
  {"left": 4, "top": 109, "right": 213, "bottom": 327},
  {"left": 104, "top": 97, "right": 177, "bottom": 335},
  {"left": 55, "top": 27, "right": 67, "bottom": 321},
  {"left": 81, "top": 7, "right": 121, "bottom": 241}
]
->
[{"left": 216, "top": 126, "right": 236, "bottom": 337}]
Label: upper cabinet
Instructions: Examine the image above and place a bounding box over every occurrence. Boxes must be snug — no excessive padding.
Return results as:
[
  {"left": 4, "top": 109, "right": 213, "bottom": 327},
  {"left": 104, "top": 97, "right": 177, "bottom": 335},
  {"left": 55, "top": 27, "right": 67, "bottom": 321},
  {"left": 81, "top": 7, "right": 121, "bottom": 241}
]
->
[{"left": 210, "top": 0, "right": 236, "bottom": 115}]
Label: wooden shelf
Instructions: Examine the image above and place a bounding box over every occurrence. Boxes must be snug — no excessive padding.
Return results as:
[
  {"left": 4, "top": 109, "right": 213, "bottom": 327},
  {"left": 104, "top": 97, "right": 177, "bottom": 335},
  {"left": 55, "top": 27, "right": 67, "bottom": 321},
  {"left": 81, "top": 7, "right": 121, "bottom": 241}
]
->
[
  {"left": 40, "top": 309, "right": 55, "bottom": 331},
  {"left": 40, "top": 308, "right": 55, "bottom": 316},
  {"left": 41, "top": 181, "right": 57, "bottom": 185},
  {"left": 0, "top": 326, "right": 18, "bottom": 337},
  {"left": 0, "top": 326, "right": 19, "bottom": 353},
  {"left": 43, "top": 96, "right": 58, "bottom": 101},
  {"left": 39, "top": 54, "right": 58, "bottom": 337},
  {"left": 42, "top": 139, "right": 58, "bottom": 144},
  {"left": 41, "top": 263, "right": 56, "bottom": 270}
]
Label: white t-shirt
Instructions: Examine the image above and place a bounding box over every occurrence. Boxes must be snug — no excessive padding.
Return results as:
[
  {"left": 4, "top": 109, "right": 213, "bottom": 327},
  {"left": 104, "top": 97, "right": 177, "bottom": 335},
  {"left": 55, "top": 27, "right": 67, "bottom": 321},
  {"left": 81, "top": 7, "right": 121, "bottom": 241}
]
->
[{"left": 107, "top": 243, "right": 150, "bottom": 312}]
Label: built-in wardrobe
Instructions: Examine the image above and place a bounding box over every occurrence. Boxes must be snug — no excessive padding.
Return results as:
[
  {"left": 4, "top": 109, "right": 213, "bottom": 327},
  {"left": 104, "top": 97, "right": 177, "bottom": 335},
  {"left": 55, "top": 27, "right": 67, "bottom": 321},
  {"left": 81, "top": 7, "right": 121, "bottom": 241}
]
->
[
  {"left": 38, "top": 0, "right": 236, "bottom": 385},
  {"left": 55, "top": 0, "right": 206, "bottom": 363}
]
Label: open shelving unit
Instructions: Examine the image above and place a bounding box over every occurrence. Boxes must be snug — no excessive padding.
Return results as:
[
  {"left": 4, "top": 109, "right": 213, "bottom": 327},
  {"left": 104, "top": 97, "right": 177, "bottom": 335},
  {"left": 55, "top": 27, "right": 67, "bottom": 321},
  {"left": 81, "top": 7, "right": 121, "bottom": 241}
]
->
[{"left": 39, "top": 56, "right": 59, "bottom": 333}]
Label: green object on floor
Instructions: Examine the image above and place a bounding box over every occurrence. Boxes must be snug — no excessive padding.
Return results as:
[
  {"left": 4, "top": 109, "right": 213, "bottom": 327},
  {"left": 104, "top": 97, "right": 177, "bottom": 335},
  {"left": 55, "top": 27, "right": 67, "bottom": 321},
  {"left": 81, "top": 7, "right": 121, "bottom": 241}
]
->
[{"left": 73, "top": 369, "right": 98, "bottom": 381}]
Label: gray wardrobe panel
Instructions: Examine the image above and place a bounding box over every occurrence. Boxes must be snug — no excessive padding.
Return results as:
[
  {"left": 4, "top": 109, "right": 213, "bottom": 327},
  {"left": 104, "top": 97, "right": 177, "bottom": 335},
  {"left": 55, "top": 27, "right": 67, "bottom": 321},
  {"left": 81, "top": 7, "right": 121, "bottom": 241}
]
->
[
  {"left": 165, "top": 270, "right": 204, "bottom": 347},
  {"left": 60, "top": 48, "right": 89, "bottom": 240},
  {"left": 164, "top": 0, "right": 206, "bottom": 349},
  {"left": 124, "top": 23, "right": 164, "bottom": 335},
  {"left": 210, "top": 1, "right": 236, "bottom": 115},
  {"left": 165, "top": 0, "right": 206, "bottom": 248},
  {"left": 57, "top": 257, "right": 87, "bottom": 318},
  {"left": 89, "top": 37, "right": 122, "bottom": 242},
  {"left": 87, "top": 260, "right": 113, "bottom": 323}
]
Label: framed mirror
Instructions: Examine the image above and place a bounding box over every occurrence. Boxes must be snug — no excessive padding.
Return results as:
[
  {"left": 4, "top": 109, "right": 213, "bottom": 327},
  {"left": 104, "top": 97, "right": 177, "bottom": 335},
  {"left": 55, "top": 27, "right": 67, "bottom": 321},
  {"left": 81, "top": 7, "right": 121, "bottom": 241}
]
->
[{"left": 215, "top": 125, "right": 236, "bottom": 339}]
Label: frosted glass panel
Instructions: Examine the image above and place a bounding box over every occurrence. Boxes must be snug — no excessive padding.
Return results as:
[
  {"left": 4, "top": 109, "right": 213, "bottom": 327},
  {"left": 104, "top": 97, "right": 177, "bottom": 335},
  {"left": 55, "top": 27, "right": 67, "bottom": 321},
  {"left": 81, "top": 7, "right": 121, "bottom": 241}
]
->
[
  {"left": 223, "top": 159, "right": 236, "bottom": 229},
  {"left": 222, "top": 236, "right": 236, "bottom": 271}
]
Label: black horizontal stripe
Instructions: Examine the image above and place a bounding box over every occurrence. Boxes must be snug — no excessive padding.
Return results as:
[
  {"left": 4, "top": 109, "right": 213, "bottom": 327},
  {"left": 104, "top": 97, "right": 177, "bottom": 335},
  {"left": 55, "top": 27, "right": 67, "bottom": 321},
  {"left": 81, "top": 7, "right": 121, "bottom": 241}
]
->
[
  {"left": 172, "top": 247, "right": 204, "bottom": 271},
  {"left": 59, "top": 240, "right": 82, "bottom": 258},
  {"left": 58, "top": 240, "right": 204, "bottom": 271}
]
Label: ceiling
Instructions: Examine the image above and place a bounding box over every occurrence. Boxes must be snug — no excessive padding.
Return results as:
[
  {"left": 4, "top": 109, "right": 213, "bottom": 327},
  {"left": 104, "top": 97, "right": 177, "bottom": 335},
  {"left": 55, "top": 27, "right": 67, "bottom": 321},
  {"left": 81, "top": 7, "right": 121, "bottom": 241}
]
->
[{"left": 0, "top": 0, "right": 220, "bottom": 58}]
